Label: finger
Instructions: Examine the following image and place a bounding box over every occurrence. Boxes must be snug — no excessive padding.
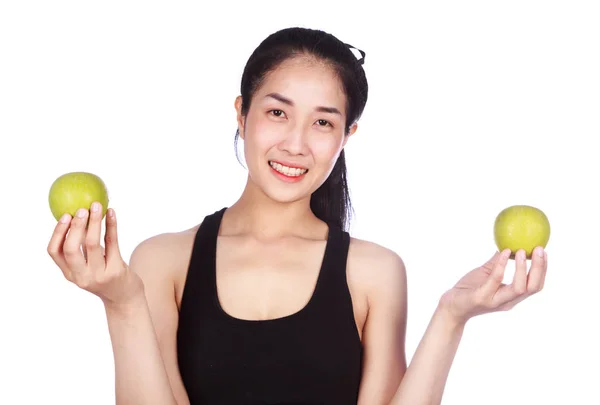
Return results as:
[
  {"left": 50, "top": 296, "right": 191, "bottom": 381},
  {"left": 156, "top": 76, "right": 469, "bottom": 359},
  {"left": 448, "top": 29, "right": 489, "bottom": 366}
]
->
[
  {"left": 512, "top": 249, "right": 528, "bottom": 294},
  {"left": 496, "top": 248, "right": 548, "bottom": 310},
  {"left": 480, "top": 251, "right": 501, "bottom": 274},
  {"left": 85, "top": 202, "right": 106, "bottom": 271},
  {"left": 493, "top": 249, "right": 528, "bottom": 306},
  {"left": 63, "top": 208, "right": 89, "bottom": 272},
  {"left": 47, "top": 213, "right": 73, "bottom": 274},
  {"left": 479, "top": 249, "right": 511, "bottom": 298},
  {"left": 542, "top": 251, "right": 548, "bottom": 287},
  {"left": 104, "top": 208, "right": 122, "bottom": 263},
  {"left": 526, "top": 246, "right": 547, "bottom": 293},
  {"left": 83, "top": 244, "right": 105, "bottom": 262},
  {"left": 496, "top": 293, "right": 528, "bottom": 311}
]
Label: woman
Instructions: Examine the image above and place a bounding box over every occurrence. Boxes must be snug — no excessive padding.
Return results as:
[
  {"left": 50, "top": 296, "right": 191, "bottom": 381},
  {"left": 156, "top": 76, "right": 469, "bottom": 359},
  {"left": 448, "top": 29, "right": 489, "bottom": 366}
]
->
[{"left": 47, "top": 27, "right": 547, "bottom": 405}]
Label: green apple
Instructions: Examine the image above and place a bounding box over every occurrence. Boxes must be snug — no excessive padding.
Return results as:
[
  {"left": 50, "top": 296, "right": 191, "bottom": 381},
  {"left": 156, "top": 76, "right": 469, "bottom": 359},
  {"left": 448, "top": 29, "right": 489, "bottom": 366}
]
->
[
  {"left": 48, "top": 172, "right": 109, "bottom": 221},
  {"left": 493, "top": 205, "right": 550, "bottom": 259}
]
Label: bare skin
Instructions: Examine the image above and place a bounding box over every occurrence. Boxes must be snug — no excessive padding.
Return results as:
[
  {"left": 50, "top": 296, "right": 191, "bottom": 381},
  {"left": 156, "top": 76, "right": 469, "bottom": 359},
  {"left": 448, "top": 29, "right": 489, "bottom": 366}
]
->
[
  {"left": 118, "top": 208, "right": 407, "bottom": 405},
  {"left": 47, "top": 55, "right": 547, "bottom": 405}
]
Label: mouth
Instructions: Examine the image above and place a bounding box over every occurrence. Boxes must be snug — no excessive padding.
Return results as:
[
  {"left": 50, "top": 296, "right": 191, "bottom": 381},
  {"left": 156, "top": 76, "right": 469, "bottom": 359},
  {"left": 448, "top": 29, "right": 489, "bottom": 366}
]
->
[{"left": 268, "top": 160, "right": 309, "bottom": 179}]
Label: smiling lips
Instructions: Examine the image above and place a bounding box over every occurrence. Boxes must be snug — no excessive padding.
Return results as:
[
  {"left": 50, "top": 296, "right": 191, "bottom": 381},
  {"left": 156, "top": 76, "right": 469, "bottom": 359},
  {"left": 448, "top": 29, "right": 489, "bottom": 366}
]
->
[{"left": 268, "top": 160, "right": 308, "bottom": 180}]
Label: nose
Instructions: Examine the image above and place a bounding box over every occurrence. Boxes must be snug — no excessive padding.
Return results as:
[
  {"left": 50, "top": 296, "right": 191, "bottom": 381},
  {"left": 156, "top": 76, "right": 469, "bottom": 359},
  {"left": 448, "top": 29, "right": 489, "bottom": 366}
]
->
[{"left": 278, "top": 123, "right": 308, "bottom": 155}]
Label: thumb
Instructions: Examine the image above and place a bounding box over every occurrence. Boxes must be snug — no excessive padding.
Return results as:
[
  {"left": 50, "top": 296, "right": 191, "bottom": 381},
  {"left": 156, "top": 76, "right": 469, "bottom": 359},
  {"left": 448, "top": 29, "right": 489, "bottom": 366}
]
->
[
  {"left": 479, "top": 249, "right": 511, "bottom": 297},
  {"left": 481, "top": 251, "right": 501, "bottom": 273},
  {"left": 104, "top": 208, "right": 122, "bottom": 262}
]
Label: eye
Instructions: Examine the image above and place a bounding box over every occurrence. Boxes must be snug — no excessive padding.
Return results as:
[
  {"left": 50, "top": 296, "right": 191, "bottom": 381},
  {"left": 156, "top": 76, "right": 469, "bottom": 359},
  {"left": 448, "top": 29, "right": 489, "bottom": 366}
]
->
[
  {"left": 269, "top": 109, "right": 286, "bottom": 118},
  {"left": 316, "top": 119, "right": 332, "bottom": 127}
]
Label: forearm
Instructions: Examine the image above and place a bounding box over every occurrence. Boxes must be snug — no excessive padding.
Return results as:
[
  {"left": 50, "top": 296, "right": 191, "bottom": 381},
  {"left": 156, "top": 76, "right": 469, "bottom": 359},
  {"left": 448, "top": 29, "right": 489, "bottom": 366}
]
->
[
  {"left": 389, "top": 303, "right": 466, "bottom": 405},
  {"left": 104, "top": 296, "right": 177, "bottom": 405}
]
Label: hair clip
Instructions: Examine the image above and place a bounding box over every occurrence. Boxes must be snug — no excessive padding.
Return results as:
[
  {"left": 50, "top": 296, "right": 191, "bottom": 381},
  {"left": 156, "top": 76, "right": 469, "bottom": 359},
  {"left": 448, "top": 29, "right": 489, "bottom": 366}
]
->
[{"left": 345, "top": 43, "right": 366, "bottom": 65}]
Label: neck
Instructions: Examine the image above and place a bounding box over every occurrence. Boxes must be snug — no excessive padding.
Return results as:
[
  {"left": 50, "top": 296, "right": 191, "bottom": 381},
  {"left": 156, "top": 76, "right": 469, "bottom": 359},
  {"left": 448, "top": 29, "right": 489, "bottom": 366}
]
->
[{"left": 223, "top": 176, "right": 324, "bottom": 241}]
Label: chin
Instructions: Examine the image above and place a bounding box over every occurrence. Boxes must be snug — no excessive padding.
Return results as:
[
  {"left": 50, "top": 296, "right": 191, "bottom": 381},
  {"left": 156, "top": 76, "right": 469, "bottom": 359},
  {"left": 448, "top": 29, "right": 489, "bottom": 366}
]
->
[
  {"left": 250, "top": 160, "right": 322, "bottom": 204},
  {"left": 260, "top": 179, "right": 313, "bottom": 205},
  {"left": 265, "top": 190, "right": 309, "bottom": 205}
]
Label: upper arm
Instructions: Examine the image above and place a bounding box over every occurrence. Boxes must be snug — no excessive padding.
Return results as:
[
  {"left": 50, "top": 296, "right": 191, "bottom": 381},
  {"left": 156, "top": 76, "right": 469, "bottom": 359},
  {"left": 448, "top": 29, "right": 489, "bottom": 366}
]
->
[
  {"left": 129, "top": 234, "right": 191, "bottom": 405},
  {"left": 355, "top": 247, "right": 408, "bottom": 405}
]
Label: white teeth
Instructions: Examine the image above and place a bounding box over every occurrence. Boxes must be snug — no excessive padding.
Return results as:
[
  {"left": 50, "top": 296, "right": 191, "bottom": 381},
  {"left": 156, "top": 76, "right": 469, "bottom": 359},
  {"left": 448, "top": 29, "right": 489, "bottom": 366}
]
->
[{"left": 269, "top": 161, "right": 308, "bottom": 177}]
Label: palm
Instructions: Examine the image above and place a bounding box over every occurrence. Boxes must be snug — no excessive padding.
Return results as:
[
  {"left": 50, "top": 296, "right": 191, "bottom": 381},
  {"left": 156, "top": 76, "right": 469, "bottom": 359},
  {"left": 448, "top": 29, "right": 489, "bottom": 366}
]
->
[{"left": 440, "top": 248, "right": 548, "bottom": 324}]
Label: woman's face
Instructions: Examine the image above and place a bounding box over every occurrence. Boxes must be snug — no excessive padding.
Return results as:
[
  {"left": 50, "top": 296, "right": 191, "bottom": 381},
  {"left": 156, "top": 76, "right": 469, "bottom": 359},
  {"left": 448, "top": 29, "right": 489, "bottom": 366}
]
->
[{"left": 236, "top": 56, "right": 357, "bottom": 204}]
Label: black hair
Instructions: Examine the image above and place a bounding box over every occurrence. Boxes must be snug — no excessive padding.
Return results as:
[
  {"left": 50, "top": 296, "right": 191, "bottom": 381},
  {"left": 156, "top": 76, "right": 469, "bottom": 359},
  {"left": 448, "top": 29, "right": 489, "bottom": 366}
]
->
[{"left": 234, "top": 27, "right": 368, "bottom": 231}]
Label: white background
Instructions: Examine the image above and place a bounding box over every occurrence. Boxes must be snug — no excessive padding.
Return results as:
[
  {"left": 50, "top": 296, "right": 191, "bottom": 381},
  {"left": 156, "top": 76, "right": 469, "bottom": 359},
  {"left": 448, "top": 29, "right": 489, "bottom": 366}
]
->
[{"left": 1, "top": 1, "right": 598, "bottom": 404}]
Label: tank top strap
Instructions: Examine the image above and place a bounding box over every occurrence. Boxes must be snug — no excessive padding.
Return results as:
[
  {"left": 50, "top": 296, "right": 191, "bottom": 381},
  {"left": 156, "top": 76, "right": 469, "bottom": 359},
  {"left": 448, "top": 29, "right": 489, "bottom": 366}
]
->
[
  {"left": 308, "top": 223, "right": 353, "bottom": 311},
  {"left": 179, "top": 207, "right": 226, "bottom": 319},
  {"left": 322, "top": 223, "right": 351, "bottom": 275}
]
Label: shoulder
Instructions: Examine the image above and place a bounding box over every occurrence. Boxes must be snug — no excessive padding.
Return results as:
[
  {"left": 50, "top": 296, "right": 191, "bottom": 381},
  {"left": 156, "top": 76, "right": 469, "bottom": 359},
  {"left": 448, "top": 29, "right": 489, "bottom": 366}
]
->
[
  {"left": 347, "top": 236, "right": 407, "bottom": 300},
  {"left": 128, "top": 226, "right": 199, "bottom": 280},
  {"left": 129, "top": 207, "right": 224, "bottom": 266},
  {"left": 346, "top": 237, "right": 408, "bottom": 403},
  {"left": 127, "top": 226, "right": 201, "bottom": 310}
]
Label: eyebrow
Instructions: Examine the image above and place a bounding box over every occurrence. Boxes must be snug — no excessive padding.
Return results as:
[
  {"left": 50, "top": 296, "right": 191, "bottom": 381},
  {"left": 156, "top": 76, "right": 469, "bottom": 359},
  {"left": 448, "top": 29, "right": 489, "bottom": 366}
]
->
[{"left": 265, "top": 92, "right": 341, "bottom": 115}]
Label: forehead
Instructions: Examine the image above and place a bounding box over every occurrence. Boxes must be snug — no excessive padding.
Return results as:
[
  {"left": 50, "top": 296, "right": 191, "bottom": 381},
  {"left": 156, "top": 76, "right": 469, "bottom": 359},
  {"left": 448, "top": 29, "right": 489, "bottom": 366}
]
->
[{"left": 256, "top": 56, "right": 346, "bottom": 109}]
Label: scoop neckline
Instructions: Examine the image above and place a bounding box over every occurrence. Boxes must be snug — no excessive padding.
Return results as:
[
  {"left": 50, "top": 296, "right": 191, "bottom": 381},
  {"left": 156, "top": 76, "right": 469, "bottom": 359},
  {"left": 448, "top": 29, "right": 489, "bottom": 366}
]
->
[{"left": 210, "top": 207, "right": 333, "bottom": 325}]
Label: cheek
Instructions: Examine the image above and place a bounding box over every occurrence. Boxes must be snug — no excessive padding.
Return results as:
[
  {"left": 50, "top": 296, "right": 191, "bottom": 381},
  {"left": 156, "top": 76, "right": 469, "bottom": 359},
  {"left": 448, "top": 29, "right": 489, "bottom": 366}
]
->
[
  {"left": 311, "top": 135, "right": 344, "bottom": 165},
  {"left": 245, "top": 117, "right": 273, "bottom": 148}
]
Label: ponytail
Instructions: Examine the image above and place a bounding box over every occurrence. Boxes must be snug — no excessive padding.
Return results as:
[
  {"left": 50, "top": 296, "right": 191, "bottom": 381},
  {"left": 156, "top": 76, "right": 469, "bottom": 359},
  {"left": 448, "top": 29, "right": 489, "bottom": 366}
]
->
[{"left": 310, "top": 150, "right": 352, "bottom": 231}]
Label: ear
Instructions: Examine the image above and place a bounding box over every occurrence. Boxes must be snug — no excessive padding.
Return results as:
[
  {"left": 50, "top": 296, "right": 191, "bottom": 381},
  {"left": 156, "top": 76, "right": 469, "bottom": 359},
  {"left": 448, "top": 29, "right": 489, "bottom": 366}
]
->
[
  {"left": 234, "top": 95, "right": 245, "bottom": 139},
  {"left": 342, "top": 122, "right": 358, "bottom": 147}
]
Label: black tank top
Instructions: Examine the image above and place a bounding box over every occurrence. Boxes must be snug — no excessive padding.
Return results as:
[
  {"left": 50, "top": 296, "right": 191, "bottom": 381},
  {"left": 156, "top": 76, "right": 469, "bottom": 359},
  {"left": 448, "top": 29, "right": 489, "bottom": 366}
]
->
[{"left": 176, "top": 208, "right": 363, "bottom": 405}]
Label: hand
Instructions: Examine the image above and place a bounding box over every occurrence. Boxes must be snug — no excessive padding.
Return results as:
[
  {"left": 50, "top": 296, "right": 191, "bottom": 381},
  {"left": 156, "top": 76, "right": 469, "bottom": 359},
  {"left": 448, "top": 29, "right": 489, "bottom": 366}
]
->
[
  {"left": 47, "top": 202, "right": 144, "bottom": 311},
  {"left": 439, "top": 247, "right": 547, "bottom": 325}
]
